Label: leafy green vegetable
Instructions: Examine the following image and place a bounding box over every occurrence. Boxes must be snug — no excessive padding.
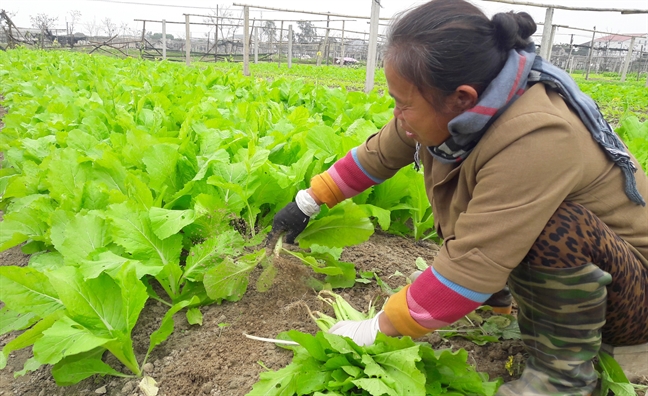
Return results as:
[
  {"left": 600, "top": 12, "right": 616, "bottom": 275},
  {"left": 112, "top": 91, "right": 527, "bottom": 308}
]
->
[{"left": 248, "top": 332, "right": 501, "bottom": 396}]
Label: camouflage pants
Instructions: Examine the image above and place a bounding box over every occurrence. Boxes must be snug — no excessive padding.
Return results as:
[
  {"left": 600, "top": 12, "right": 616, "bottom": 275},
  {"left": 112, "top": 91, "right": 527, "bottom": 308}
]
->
[{"left": 522, "top": 201, "right": 648, "bottom": 346}]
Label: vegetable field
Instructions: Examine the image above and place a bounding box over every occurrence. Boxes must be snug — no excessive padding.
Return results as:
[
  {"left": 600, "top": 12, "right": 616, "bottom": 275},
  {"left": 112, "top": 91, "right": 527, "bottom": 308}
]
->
[{"left": 0, "top": 49, "right": 647, "bottom": 396}]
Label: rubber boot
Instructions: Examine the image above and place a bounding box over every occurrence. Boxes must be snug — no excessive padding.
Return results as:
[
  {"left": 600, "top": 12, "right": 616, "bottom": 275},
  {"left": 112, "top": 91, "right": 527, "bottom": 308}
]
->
[
  {"left": 483, "top": 285, "right": 513, "bottom": 314},
  {"left": 496, "top": 262, "right": 612, "bottom": 396}
]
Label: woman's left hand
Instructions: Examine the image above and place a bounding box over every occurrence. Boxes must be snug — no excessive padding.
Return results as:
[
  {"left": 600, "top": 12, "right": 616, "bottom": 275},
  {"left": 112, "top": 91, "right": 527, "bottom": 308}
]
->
[
  {"left": 328, "top": 311, "right": 401, "bottom": 346},
  {"left": 329, "top": 312, "right": 382, "bottom": 346}
]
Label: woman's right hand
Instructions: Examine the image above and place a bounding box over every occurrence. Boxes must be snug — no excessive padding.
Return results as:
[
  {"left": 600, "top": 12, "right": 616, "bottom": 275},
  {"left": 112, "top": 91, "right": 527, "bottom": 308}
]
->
[{"left": 267, "top": 202, "right": 310, "bottom": 244}]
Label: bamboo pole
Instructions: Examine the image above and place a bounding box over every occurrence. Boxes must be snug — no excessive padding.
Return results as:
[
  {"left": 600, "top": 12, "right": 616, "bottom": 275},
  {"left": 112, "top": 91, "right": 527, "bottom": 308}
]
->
[
  {"left": 480, "top": 0, "right": 648, "bottom": 13},
  {"left": 620, "top": 36, "right": 636, "bottom": 82},
  {"left": 365, "top": 0, "right": 380, "bottom": 93},
  {"left": 232, "top": 3, "right": 391, "bottom": 20}
]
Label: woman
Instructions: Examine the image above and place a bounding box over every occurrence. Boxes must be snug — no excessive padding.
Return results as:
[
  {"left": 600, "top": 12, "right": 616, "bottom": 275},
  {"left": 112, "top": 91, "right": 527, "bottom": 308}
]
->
[{"left": 268, "top": 0, "right": 648, "bottom": 394}]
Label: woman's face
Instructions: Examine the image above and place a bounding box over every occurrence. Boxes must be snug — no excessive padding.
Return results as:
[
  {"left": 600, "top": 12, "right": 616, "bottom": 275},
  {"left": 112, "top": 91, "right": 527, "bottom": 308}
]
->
[{"left": 385, "top": 60, "right": 458, "bottom": 147}]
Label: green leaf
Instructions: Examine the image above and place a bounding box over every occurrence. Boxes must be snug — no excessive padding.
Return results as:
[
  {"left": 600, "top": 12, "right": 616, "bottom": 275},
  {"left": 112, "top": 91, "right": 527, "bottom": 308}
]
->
[
  {"left": 33, "top": 316, "right": 115, "bottom": 365},
  {"left": 415, "top": 257, "right": 429, "bottom": 271},
  {"left": 149, "top": 207, "right": 197, "bottom": 240},
  {"left": 142, "top": 143, "right": 180, "bottom": 197},
  {"left": 359, "top": 204, "right": 391, "bottom": 231},
  {"left": 298, "top": 202, "right": 374, "bottom": 249},
  {"left": 203, "top": 250, "right": 264, "bottom": 302},
  {"left": 0, "top": 307, "right": 39, "bottom": 336},
  {"left": 0, "top": 207, "right": 48, "bottom": 251},
  {"left": 107, "top": 202, "right": 182, "bottom": 266},
  {"left": 45, "top": 148, "right": 90, "bottom": 211},
  {"left": 186, "top": 308, "right": 203, "bottom": 326},
  {"left": 352, "top": 378, "right": 398, "bottom": 396},
  {"left": 0, "top": 266, "right": 64, "bottom": 317},
  {"left": 58, "top": 211, "right": 112, "bottom": 263},
  {"left": 0, "top": 311, "right": 63, "bottom": 370},
  {"left": 52, "top": 348, "right": 128, "bottom": 386},
  {"left": 14, "top": 357, "right": 42, "bottom": 378},
  {"left": 183, "top": 230, "right": 245, "bottom": 282},
  {"left": 79, "top": 250, "right": 161, "bottom": 280},
  {"left": 247, "top": 357, "right": 328, "bottom": 396},
  {"left": 597, "top": 351, "right": 635, "bottom": 396}
]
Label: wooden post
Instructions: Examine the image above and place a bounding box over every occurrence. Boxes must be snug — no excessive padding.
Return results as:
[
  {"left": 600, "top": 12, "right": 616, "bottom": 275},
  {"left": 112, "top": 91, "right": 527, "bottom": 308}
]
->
[
  {"left": 548, "top": 24, "right": 557, "bottom": 61},
  {"left": 185, "top": 14, "right": 191, "bottom": 66},
  {"left": 585, "top": 27, "right": 596, "bottom": 80},
  {"left": 339, "top": 20, "right": 345, "bottom": 67},
  {"left": 288, "top": 24, "right": 293, "bottom": 68},
  {"left": 566, "top": 34, "right": 574, "bottom": 73},
  {"left": 316, "top": 40, "right": 323, "bottom": 66},
  {"left": 254, "top": 26, "right": 259, "bottom": 63},
  {"left": 637, "top": 45, "right": 644, "bottom": 81},
  {"left": 243, "top": 6, "right": 250, "bottom": 76},
  {"left": 365, "top": 0, "right": 380, "bottom": 93},
  {"left": 268, "top": 25, "right": 273, "bottom": 62},
  {"left": 162, "top": 19, "right": 167, "bottom": 60},
  {"left": 539, "top": 7, "right": 554, "bottom": 59},
  {"left": 8, "top": 16, "right": 14, "bottom": 48},
  {"left": 278, "top": 21, "right": 284, "bottom": 66},
  {"left": 322, "top": 21, "right": 331, "bottom": 66},
  {"left": 620, "top": 36, "right": 636, "bottom": 82},
  {"left": 140, "top": 20, "right": 146, "bottom": 58}
]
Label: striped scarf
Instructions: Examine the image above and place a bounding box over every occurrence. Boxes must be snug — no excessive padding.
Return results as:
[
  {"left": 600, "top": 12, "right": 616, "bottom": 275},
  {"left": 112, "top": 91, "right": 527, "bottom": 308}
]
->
[{"left": 419, "top": 43, "right": 645, "bottom": 206}]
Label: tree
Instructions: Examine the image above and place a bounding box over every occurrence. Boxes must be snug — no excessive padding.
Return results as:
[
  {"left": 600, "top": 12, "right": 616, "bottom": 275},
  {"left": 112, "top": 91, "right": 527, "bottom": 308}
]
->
[
  {"left": 297, "top": 21, "right": 317, "bottom": 44},
  {"left": 203, "top": 6, "right": 240, "bottom": 45},
  {"left": 262, "top": 20, "right": 276, "bottom": 43},
  {"left": 83, "top": 17, "right": 101, "bottom": 37},
  {"left": 101, "top": 17, "right": 117, "bottom": 37},
  {"left": 29, "top": 13, "right": 58, "bottom": 32},
  {"left": 67, "top": 10, "right": 81, "bottom": 35},
  {"left": 151, "top": 32, "right": 174, "bottom": 40}
]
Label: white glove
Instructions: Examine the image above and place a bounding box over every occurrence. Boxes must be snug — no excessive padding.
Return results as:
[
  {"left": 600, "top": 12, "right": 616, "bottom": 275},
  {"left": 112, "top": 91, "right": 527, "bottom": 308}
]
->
[{"left": 328, "top": 311, "right": 383, "bottom": 346}]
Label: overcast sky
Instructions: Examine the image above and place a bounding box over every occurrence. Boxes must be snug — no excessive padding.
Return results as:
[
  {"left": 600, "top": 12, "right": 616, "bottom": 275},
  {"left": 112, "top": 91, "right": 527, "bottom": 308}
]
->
[{"left": 2, "top": 0, "right": 647, "bottom": 44}]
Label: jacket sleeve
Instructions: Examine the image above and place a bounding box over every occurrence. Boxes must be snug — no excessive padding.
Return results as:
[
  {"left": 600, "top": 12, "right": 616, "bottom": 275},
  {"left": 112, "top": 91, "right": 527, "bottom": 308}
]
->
[{"left": 310, "top": 118, "right": 417, "bottom": 207}]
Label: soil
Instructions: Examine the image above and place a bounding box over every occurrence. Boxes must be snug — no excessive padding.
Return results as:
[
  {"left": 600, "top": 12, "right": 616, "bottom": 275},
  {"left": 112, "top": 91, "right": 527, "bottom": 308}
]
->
[{"left": 0, "top": 230, "right": 530, "bottom": 396}]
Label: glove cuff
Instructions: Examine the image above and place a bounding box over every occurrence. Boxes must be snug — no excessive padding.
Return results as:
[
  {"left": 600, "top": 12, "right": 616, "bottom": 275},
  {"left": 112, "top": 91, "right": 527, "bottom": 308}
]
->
[
  {"left": 371, "top": 311, "right": 383, "bottom": 334},
  {"left": 295, "top": 190, "right": 321, "bottom": 217}
]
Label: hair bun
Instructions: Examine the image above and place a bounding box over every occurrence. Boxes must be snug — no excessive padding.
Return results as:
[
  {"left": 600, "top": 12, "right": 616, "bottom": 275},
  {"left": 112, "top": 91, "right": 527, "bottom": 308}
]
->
[{"left": 492, "top": 11, "right": 537, "bottom": 50}]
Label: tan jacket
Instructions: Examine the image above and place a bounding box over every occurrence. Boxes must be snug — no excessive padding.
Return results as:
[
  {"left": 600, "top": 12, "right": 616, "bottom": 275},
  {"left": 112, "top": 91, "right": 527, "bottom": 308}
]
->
[{"left": 357, "top": 83, "right": 648, "bottom": 293}]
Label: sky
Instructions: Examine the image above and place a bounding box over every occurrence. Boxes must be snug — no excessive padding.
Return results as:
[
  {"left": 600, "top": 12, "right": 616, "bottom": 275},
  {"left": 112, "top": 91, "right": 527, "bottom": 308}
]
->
[{"left": 2, "top": 0, "right": 647, "bottom": 44}]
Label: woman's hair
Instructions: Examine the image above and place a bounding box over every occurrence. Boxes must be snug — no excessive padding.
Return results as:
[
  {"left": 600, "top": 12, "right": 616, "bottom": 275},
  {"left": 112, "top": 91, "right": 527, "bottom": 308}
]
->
[{"left": 384, "top": 0, "right": 536, "bottom": 105}]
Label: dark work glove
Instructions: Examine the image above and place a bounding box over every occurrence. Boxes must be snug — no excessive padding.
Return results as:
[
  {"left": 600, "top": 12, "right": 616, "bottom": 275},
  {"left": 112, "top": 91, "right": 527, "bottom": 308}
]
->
[{"left": 268, "top": 202, "right": 310, "bottom": 244}]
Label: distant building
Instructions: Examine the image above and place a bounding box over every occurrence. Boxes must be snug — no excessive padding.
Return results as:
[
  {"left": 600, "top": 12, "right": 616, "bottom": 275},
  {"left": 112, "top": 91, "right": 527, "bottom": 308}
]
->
[{"left": 587, "top": 33, "right": 648, "bottom": 57}]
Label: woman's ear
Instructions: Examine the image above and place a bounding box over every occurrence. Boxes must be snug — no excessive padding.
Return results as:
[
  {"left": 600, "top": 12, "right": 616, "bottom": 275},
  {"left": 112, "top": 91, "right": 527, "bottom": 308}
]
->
[{"left": 450, "top": 85, "right": 479, "bottom": 113}]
